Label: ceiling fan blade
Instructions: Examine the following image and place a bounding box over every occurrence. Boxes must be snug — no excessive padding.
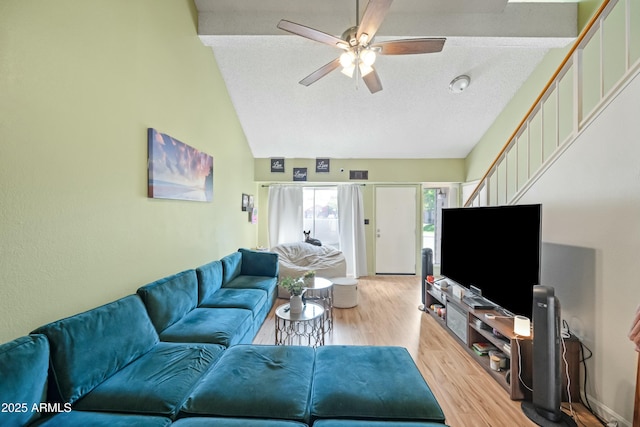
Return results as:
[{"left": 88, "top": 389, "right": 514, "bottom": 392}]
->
[
  {"left": 371, "top": 38, "right": 447, "bottom": 55},
  {"left": 277, "top": 20, "right": 348, "bottom": 49},
  {"left": 362, "top": 68, "right": 383, "bottom": 94},
  {"left": 356, "top": 0, "right": 393, "bottom": 44},
  {"left": 299, "top": 58, "right": 341, "bottom": 86},
  {"left": 373, "top": 38, "right": 446, "bottom": 55}
]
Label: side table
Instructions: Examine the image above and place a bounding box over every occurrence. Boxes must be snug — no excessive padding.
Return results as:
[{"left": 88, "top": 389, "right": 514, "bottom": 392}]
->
[
  {"left": 304, "top": 277, "right": 334, "bottom": 331},
  {"left": 275, "top": 302, "right": 325, "bottom": 347}
]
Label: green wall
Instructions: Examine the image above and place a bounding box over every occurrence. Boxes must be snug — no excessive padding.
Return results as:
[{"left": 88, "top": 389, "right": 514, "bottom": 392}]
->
[
  {"left": 254, "top": 158, "right": 465, "bottom": 184},
  {"left": 0, "top": 0, "right": 257, "bottom": 343}
]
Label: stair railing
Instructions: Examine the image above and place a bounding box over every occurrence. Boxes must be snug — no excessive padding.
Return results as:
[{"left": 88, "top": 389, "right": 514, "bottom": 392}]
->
[{"left": 465, "top": 0, "right": 640, "bottom": 207}]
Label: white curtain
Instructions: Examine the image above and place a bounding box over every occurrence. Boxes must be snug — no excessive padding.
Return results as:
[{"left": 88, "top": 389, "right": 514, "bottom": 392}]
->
[
  {"left": 338, "top": 184, "right": 367, "bottom": 278},
  {"left": 268, "top": 185, "right": 304, "bottom": 247}
]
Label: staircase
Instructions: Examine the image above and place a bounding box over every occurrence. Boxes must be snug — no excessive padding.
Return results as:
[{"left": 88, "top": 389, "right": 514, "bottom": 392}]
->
[{"left": 465, "top": 0, "right": 640, "bottom": 207}]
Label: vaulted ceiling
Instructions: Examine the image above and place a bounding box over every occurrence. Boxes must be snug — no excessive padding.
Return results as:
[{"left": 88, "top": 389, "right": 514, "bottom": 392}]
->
[{"left": 195, "top": 0, "right": 577, "bottom": 159}]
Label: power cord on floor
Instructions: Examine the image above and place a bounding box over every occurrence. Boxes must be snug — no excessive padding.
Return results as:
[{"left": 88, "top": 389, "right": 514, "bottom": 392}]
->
[
  {"left": 562, "top": 321, "right": 608, "bottom": 426},
  {"left": 561, "top": 334, "right": 577, "bottom": 420}
]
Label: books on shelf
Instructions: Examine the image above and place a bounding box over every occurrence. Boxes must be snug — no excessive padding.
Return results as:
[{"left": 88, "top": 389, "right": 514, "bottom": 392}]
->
[
  {"left": 472, "top": 342, "right": 498, "bottom": 356},
  {"left": 503, "top": 343, "right": 512, "bottom": 356}
]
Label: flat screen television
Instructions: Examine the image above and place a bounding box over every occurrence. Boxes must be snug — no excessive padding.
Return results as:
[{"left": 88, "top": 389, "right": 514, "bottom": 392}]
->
[{"left": 440, "top": 204, "right": 542, "bottom": 319}]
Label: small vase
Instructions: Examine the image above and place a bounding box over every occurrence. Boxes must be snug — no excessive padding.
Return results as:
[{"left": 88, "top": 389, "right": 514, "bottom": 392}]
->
[
  {"left": 304, "top": 276, "right": 314, "bottom": 287},
  {"left": 290, "top": 295, "right": 303, "bottom": 314}
]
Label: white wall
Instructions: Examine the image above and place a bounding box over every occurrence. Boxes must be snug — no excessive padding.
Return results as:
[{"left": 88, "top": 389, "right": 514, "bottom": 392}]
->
[{"left": 519, "top": 71, "right": 640, "bottom": 424}]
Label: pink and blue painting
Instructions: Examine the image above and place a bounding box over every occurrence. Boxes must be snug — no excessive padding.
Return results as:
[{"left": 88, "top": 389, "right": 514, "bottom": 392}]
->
[{"left": 147, "top": 128, "right": 213, "bottom": 202}]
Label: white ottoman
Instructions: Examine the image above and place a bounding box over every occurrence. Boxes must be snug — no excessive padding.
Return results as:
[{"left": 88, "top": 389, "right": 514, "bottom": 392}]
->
[{"left": 332, "top": 277, "right": 358, "bottom": 308}]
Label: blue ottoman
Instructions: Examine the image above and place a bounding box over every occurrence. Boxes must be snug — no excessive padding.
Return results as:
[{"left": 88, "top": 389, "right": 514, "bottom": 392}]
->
[
  {"left": 310, "top": 346, "right": 446, "bottom": 424},
  {"left": 180, "top": 345, "right": 315, "bottom": 423},
  {"left": 172, "top": 418, "right": 308, "bottom": 426},
  {"left": 35, "top": 412, "right": 173, "bottom": 426}
]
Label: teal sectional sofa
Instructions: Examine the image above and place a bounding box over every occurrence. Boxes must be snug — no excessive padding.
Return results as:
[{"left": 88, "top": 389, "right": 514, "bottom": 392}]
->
[{"left": 0, "top": 248, "right": 449, "bottom": 427}]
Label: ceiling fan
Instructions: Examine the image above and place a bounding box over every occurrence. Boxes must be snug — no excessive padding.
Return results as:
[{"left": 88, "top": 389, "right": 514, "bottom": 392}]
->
[{"left": 277, "top": 0, "right": 446, "bottom": 94}]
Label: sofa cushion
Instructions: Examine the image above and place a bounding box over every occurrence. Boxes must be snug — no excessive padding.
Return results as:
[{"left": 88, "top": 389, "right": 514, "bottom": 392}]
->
[
  {"left": 181, "top": 345, "right": 315, "bottom": 423},
  {"left": 222, "top": 275, "right": 277, "bottom": 293},
  {"left": 159, "top": 307, "right": 253, "bottom": 347},
  {"left": 32, "top": 295, "right": 159, "bottom": 405},
  {"left": 0, "top": 335, "right": 50, "bottom": 427},
  {"left": 239, "top": 248, "right": 279, "bottom": 277},
  {"left": 73, "top": 342, "right": 224, "bottom": 418},
  {"left": 195, "top": 260, "right": 224, "bottom": 305},
  {"left": 199, "top": 288, "right": 267, "bottom": 314},
  {"left": 221, "top": 252, "right": 242, "bottom": 285},
  {"left": 137, "top": 270, "right": 198, "bottom": 333},
  {"left": 311, "top": 346, "right": 446, "bottom": 423},
  {"left": 172, "top": 418, "right": 308, "bottom": 427},
  {"left": 33, "top": 411, "right": 172, "bottom": 427}
]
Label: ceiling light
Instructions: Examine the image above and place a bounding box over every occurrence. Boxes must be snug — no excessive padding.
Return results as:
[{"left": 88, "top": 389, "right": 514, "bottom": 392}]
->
[
  {"left": 360, "top": 49, "right": 376, "bottom": 66},
  {"left": 359, "top": 62, "right": 373, "bottom": 77},
  {"left": 341, "top": 64, "right": 356, "bottom": 78},
  {"left": 449, "top": 75, "right": 470, "bottom": 94},
  {"left": 340, "top": 51, "right": 356, "bottom": 68}
]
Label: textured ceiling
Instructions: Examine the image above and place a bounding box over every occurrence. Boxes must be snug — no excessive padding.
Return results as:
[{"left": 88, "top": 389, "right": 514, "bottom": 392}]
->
[{"left": 196, "top": 0, "right": 577, "bottom": 159}]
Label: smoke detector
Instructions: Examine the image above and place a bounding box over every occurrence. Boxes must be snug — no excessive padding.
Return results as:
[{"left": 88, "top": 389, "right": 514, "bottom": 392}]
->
[{"left": 449, "top": 75, "right": 470, "bottom": 94}]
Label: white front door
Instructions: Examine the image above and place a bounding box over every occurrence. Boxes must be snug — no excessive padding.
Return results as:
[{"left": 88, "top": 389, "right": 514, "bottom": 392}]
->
[{"left": 375, "top": 186, "right": 417, "bottom": 274}]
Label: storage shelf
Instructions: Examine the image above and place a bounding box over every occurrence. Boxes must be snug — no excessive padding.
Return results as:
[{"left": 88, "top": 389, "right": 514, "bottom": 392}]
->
[
  {"left": 424, "top": 280, "right": 531, "bottom": 400},
  {"left": 423, "top": 279, "right": 581, "bottom": 402}
]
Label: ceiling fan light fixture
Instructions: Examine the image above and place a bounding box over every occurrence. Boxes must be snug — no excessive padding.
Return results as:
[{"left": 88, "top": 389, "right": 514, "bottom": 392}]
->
[
  {"left": 361, "top": 49, "right": 376, "bottom": 66},
  {"left": 449, "top": 75, "right": 471, "bottom": 94},
  {"left": 359, "top": 62, "right": 373, "bottom": 77},
  {"left": 341, "top": 64, "right": 356, "bottom": 78},
  {"left": 340, "top": 51, "right": 356, "bottom": 68},
  {"left": 276, "top": 0, "right": 448, "bottom": 94}
]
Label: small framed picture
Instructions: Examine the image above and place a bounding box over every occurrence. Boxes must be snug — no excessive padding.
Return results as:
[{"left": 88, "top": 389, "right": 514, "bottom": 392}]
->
[
  {"left": 271, "top": 158, "right": 285, "bottom": 173},
  {"left": 248, "top": 195, "right": 254, "bottom": 209},
  {"left": 316, "top": 158, "right": 330, "bottom": 173},
  {"left": 241, "top": 193, "right": 249, "bottom": 211},
  {"left": 293, "top": 168, "right": 308, "bottom": 181}
]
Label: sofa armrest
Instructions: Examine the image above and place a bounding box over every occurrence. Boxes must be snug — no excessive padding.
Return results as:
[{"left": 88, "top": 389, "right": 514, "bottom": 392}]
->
[
  {"left": 239, "top": 249, "right": 279, "bottom": 277},
  {"left": 0, "top": 335, "right": 50, "bottom": 427}
]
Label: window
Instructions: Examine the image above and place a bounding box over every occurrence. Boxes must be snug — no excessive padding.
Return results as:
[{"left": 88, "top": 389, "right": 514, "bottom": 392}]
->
[
  {"left": 423, "top": 187, "right": 447, "bottom": 265},
  {"left": 303, "top": 187, "right": 339, "bottom": 249}
]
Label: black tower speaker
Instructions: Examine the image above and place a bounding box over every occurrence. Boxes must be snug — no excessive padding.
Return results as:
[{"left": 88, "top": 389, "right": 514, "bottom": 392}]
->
[
  {"left": 521, "top": 285, "right": 576, "bottom": 427},
  {"left": 420, "top": 248, "right": 433, "bottom": 309}
]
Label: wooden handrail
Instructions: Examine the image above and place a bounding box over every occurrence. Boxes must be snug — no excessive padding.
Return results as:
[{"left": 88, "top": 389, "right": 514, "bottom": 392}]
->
[{"left": 464, "top": 0, "right": 613, "bottom": 207}]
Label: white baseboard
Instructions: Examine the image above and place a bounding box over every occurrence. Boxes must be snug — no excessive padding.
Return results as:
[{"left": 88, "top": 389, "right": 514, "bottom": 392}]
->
[{"left": 583, "top": 393, "right": 630, "bottom": 427}]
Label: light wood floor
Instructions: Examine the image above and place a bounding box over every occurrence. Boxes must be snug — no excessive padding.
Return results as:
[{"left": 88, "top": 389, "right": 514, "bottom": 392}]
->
[{"left": 253, "top": 275, "right": 603, "bottom": 427}]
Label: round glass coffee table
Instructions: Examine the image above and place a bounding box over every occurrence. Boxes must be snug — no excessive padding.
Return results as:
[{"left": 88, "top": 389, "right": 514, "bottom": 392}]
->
[
  {"left": 303, "top": 277, "right": 334, "bottom": 331},
  {"left": 275, "top": 302, "right": 325, "bottom": 347}
]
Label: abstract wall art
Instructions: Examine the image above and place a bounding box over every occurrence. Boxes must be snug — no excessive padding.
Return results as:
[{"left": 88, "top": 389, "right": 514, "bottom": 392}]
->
[{"left": 147, "top": 128, "right": 213, "bottom": 202}]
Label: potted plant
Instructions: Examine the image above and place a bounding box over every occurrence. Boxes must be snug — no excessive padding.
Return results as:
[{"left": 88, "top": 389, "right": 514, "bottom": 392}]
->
[{"left": 279, "top": 276, "right": 305, "bottom": 314}]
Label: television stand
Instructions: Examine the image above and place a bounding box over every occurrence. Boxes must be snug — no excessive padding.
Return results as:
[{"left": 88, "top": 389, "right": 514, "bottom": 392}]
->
[
  {"left": 425, "top": 280, "right": 530, "bottom": 399},
  {"left": 424, "top": 280, "right": 581, "bottom": 401}
]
